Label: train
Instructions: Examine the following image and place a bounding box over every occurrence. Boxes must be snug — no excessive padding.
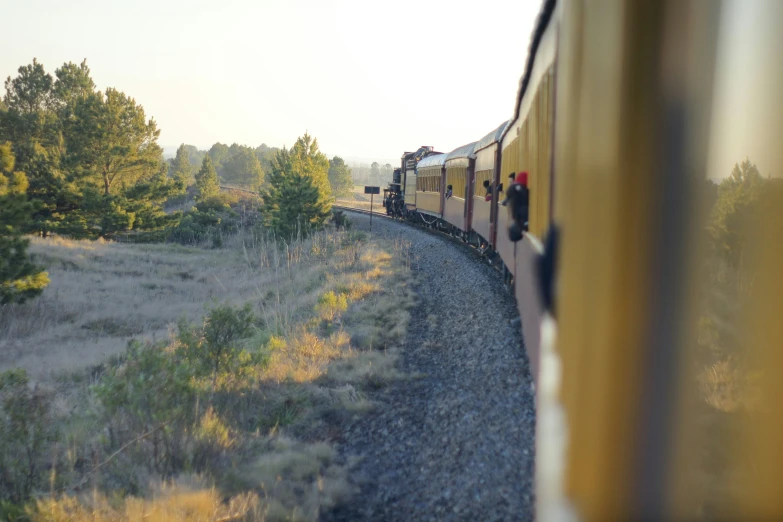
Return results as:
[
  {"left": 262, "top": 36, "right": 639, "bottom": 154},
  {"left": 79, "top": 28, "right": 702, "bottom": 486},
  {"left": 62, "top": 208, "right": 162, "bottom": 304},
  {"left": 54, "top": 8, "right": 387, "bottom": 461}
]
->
[{"left": 378, "top": 0, "right": 783, "bottom": 520}]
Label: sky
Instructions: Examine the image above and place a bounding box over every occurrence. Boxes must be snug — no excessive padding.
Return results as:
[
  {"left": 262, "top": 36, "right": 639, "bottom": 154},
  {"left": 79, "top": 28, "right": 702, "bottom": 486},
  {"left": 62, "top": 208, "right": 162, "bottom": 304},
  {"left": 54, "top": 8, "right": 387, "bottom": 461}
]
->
[
  {"left": 706, "top": 0, "right": 782, "bottom": 180},
  {"left": 3, "top": 0, "right": 779, "bottom": 177},
  {"left": 1, "top": 0, "right": 540, "bottom": 164}
]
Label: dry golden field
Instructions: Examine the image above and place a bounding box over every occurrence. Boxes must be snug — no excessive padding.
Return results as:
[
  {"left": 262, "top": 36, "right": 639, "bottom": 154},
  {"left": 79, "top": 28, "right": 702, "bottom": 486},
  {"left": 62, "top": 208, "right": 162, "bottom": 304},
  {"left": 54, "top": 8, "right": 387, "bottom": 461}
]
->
[{"left": 333, "top": 185, "right": 381, "bottom": 212}]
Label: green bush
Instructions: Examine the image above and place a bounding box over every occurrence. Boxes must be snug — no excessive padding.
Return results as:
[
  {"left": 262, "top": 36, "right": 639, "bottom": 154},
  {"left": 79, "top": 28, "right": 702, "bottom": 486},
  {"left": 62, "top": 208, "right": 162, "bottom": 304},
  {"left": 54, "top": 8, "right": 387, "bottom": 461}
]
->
[
  {"left": 0, "top": 369, "right": 58, "bottom": 504},
  {"left": 331, "top": 209, "right": 352, "bottom": 231},
  {"left": 92, "top": 340, "right": 198, "bottom": 476},
  {"left": 167, "top": 208, "right": 240, "bottom": 246},
  {"left": 177, "top": 303, "right": 266, "bottom": 389}
]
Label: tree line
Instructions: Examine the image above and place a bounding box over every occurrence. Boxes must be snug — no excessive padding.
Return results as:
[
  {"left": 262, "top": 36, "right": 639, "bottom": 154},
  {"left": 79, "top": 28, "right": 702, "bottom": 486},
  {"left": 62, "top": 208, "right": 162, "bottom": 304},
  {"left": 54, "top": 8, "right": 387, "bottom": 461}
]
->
[
  {"left": 0, "top": 58, "right": 355, "bottom": 305},
  {"left": 350, "top": 161, "right": 394, "bottom": 188},
  {"left": 168, "top": 142, "right": 359, "bottom": 198},
  {"left": 168, "top": 142, "right": 274, "bottom": 192}
]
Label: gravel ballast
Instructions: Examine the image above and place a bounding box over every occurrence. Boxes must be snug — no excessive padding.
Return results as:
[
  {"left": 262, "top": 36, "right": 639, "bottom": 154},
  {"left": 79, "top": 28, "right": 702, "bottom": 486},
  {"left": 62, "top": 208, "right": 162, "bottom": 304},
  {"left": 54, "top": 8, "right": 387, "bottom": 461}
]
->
[{"left": 323, "top": 211, "right": 536, "bottom": 521}]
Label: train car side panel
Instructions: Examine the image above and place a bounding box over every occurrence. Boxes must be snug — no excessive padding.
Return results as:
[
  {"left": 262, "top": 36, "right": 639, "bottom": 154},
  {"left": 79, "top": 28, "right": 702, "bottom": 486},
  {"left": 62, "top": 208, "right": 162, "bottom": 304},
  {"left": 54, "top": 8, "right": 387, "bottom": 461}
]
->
[
  {"left": 514, "top": 238, "right": 544, "bottom": 381},
  {"left": 443, "top": 196, "right": 466, "bottom": 231}
]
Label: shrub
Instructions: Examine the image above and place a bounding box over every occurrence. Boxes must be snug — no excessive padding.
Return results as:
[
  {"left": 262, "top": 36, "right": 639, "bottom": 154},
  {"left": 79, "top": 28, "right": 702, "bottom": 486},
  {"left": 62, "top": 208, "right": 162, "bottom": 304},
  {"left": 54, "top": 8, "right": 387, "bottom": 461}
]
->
[
  {"left": 92, "top": 341, "right": 198, "bottom": 476},
  {"left": 331, "top": 209, "right": 352, "bottom": 230},
  {"left": 0, "top": 369, "right": 58, "bottom": 505},
  {"left": 315, "top": 291, "right": 348, "bottom": 322},
  {"left": 166, "top": 208, "right": 240, "bottom": 246},
  {"left": 177, "top": 303, "right": 264, "bottom": 389}
]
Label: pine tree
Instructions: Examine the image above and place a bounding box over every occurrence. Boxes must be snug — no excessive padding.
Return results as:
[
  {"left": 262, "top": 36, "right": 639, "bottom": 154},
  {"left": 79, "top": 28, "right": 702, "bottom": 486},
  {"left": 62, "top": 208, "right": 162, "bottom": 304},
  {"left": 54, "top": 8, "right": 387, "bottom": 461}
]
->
[
  {"left": 261, "top": 138, "right": 331, "bottom": 240},
  {"left": 222, "top": 146, "right": 264, "bottom": 190},
  {"left": 170, "top": 144, "right": 194, "bottom": 187},
  {"left": 195, "top": 155, "right": 219, "bottom": 201},
  {"left": 1, "top": 59, "right": 180, "bottom": 239},
  {"left": 289, "top": 133, "right": 331, "bottom": 203},
  {"left": 328, "top": 156, "right": 354, "bottom": 198},
  {"left": 0, "top": 142, "right": 49, "bottom": 304}
]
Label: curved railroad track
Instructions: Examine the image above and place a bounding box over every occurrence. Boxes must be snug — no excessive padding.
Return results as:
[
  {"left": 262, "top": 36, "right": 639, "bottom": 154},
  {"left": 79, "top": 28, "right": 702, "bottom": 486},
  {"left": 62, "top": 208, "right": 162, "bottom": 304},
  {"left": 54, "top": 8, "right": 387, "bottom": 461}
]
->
[{"left": 322, "top": 210, "right": 536, "bottom": 521}]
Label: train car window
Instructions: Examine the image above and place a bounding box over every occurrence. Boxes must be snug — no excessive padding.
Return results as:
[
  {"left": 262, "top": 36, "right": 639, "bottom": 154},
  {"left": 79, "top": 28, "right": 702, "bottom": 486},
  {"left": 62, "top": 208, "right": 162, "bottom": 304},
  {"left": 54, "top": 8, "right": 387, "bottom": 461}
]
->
[
  {"left": 474, "top": 169, "right": 493, "bottom": 197},
  {"left": 446, "top": 167, "right": 467, "bottom": 199}
]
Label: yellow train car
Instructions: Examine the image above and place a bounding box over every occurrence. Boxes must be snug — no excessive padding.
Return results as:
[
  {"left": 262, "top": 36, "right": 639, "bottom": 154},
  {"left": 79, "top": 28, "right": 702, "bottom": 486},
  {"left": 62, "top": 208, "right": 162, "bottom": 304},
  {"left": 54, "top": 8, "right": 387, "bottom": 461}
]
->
[
  {"left": 414, "top": 153, "right": 447, "bottom": 217},
  {"left": 472, "top": 121, "right": 508, "bottom": 248},
  {"left": 443, "top": 142, "right": 477, "bottom": 233},
  {"left": 391, "top": 0, "right": 782, "bottom": 518}
]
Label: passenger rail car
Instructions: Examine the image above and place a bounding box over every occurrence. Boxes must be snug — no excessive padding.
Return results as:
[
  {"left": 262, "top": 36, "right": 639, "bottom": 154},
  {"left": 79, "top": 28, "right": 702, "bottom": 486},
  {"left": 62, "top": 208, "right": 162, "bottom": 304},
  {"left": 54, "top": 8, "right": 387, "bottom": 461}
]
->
[{"left": 382, "top": 0, "right": 783, "bottom": 520}]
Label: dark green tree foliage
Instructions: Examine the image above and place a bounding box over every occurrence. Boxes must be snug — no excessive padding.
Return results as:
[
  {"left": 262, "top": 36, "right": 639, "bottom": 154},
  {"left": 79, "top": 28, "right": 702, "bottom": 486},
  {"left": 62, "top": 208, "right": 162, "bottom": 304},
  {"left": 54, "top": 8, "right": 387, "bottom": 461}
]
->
[
  {"left": 65, "top": 88, "right": 161, "bottom": 196},
  {"left": 0, "top": 369, "right": 57, "bottom": 504},
  {"left": 261, "top": 133, "right": 331, "bottom": 239},
  {"left": 328, "top": 156, "right": 354, "bottom": 198},
  {"left": 0, "top": 142, "right": 49, "bottom": 304},
  {"left": 170, "top": 143, "right": 194, "bottom": 187},
  {"left": 222, "top": 145, "right": 263, "bottom": 189},
  {"left": 177, "top": 303, "right": 260, "bottom": 389},
  {"left": 195, "top": 155, "right": 219, "bottom": 201},
  {"left": 53, "top": 59, "right": 95, "bottom": 107},
  {"left": 0, "top": 59, "right": 180, "bottom": 239},
  {"left": 0, "top": 59, "right": 59, "bottom": 163}
]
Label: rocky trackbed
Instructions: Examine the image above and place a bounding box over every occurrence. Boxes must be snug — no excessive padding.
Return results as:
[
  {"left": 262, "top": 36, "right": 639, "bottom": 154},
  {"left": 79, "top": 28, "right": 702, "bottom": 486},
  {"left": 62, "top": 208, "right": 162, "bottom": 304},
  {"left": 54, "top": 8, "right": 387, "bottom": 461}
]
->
[{"left": 322, "top": 211, "right": 536, "bottom": 521}]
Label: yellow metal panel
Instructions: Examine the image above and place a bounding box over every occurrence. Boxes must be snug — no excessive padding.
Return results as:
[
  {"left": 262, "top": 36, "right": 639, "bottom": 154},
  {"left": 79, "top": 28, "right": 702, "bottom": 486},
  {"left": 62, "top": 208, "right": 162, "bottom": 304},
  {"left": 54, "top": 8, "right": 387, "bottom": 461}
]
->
[
  {"left": 415, "top": 191, "right": 441, "bottom": 214},
  {"left": 554, "top": 0, "right": 653, "bottom": 518}
]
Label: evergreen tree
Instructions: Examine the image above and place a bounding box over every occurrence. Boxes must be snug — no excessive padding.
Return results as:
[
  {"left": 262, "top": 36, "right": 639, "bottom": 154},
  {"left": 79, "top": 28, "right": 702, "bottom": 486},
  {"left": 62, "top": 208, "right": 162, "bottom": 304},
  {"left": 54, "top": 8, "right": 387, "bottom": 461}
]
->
[
  {"left": 254, "top": 143, "right": 279, "bottom": 175},
  {"left": 289, "top": 132, "right": 331, "bottom": 202},
  {"left": 195, "top": 155, "right": 219, "bottom": 201},
  {"left": 182, "top": 144, "right": 206, "bottom": 166},
  {"left": 222, "top": 146, "right": 264, "bottom": 189},
  {"left": 208, "top": 142, "right": 230, "bottom": 171},
  {"left": 53, "top": 60, "right": 95, "bottom": 108},
  {"left": 0, "top": 142, "right": 49, "bottom": 304},
  {"left": 708, "top": 158, "right": 765, "bottom": 265},
  {"left": 65, "top": 88, "right": 161, "bottom": 196},
  {"left": 1, "top": 59, "right": 180, "bottom": 239},
  {"left": 170, "top": 144, "right": 194, "bottom": 187},
  {"left": 328, "top": 156, "right": 354, "bottom": 198},
  {"left": 261, "top": 134, "right": 332, "bottom": 239},
  {"left": 2, "top": 60, "right": 68, "bottom": 236}
]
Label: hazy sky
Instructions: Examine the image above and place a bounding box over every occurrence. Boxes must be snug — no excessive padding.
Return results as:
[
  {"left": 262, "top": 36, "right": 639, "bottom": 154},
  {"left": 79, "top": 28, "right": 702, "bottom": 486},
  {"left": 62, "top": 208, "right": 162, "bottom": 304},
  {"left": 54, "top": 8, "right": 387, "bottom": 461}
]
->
[
  {"left": 2, "top": 0, "right": 540, "bottom": 163},
  {"left": 707, "top": 0, "right": 782, "bottom": 179},
  {"left": 4, "top": 0, "right": 778, "bottom": 177}
]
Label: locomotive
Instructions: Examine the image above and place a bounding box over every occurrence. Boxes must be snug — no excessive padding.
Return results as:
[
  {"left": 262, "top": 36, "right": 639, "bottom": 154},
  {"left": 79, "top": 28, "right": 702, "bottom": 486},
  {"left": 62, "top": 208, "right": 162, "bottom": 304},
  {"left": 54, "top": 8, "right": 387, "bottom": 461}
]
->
[{"left": 370, "top": 0, "right": 783, "bottom": 520}]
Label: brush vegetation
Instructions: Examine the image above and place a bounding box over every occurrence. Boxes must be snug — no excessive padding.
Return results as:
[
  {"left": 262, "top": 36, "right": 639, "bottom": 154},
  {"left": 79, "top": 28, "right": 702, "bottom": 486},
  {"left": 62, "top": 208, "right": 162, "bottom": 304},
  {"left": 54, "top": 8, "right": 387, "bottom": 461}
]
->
[{"left": 0, "top": 223, "right": 416, "bottom": 521}]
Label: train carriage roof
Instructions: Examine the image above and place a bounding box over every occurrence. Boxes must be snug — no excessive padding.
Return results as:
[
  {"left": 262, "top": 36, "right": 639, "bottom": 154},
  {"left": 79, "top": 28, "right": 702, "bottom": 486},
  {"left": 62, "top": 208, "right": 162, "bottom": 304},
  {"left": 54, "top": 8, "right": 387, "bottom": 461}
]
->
[
  {"left": 416, "top": 153, "right": 448, "bottom": 169},
  {"left": 475, "top": 121, "right": 510, "bottom": 152},
  {"left": 502, "top": 0, "right": 557, "bottom": 142},
  {"left": 445, "top": 142, "right": 478, "bottom": 162}
]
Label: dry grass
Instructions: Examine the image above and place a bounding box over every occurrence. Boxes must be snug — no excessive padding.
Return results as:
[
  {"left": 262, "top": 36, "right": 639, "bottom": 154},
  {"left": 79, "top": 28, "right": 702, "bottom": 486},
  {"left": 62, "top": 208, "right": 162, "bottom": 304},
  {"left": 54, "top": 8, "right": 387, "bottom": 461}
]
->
[
  {"left": 334, "top": 199, "right": 376, "bottom": 212},
  {"left": 32, "top": 477, "right": 264, "bottom": 521},
  {"left": 0, "top": 225, "right": 417, "bottom": 521},
  {"left": 0, "top": 236, "right": 262, "bottom": 381}
]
